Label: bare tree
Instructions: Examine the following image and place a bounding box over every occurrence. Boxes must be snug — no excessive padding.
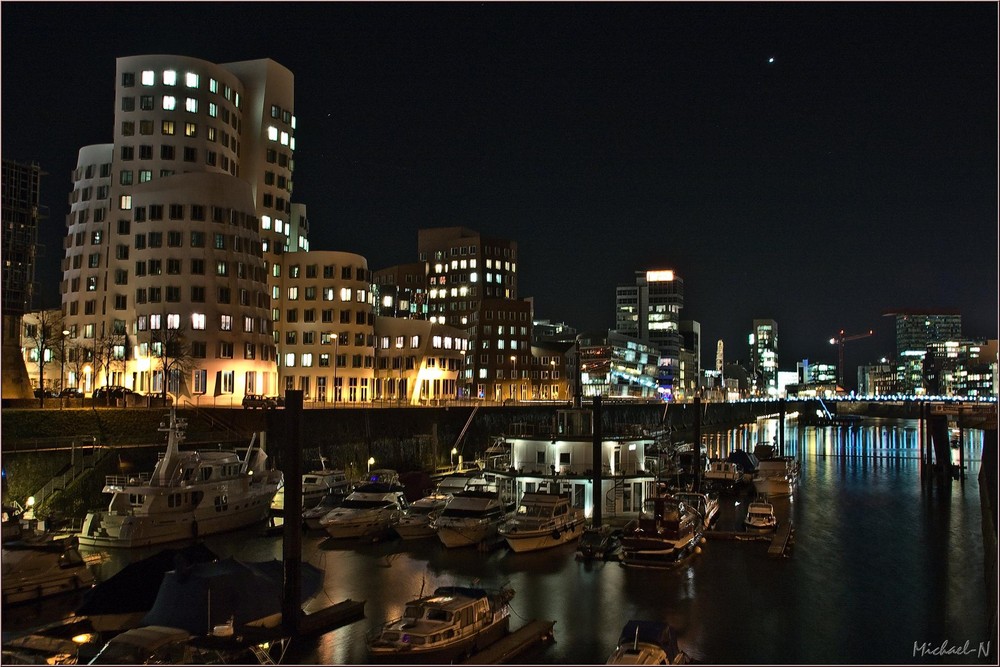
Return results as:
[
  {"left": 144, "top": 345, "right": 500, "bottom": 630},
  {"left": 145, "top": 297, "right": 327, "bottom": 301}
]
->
[
  {"left": 92, "top": 329, "right": 127, "bottom": 405},
  {"left": 23, "top": 310, "right": 64, "bottom": 408},
  {"left": 150, "top": 321, "right": 194, "bottom": 404}
]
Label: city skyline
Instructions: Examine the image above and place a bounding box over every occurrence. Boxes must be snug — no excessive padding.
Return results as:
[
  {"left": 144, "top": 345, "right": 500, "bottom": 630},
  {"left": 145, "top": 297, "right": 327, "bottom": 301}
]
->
[{"left": 2, "top": 3, "right": 996, "bottom": 377}]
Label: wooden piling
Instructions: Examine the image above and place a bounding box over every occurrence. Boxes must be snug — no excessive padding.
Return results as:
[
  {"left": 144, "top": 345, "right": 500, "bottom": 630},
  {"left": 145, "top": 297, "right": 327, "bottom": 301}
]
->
[{"left": 282, "top": 389, "right": 304, "bottom": 637}]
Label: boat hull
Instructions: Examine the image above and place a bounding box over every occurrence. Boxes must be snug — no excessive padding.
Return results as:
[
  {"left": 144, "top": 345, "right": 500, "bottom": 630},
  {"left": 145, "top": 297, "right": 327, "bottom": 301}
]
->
[
  {"left": 392, "top": 519, "right": 437, "bottom": 540},
  {"left": 435, "top": 522, "right": 500, "bottom": 548},
  {"left": 620, "top": 534, "right": 702, "bottom": 567},
  {"left": 752, "top": 478, "right": 795, "bottom": 496},
  {"left": 502, "top": 519, "right": 585, "bottom": 553},
  {"left": 323, "top": 516, "right": 396, "bottom": 540},
  {"left": 368, "top": 615, "right": 510, "bottom": 663}
]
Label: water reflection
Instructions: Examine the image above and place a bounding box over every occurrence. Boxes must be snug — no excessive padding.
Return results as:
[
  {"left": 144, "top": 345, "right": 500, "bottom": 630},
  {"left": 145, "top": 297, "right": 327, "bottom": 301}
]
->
[{"left": 4, "top": 419, "right": 989, "bottom": 664}]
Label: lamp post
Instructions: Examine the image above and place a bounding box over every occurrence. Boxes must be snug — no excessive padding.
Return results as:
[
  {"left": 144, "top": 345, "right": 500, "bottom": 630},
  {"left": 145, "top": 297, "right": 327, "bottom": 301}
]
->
[
  {"left": 367, "top": 456, "right": 375, "bottom": 474},
  {"left": 551, "top": 359, "right": 556, "bottom": 400},
  {"left": 510, "top": 355, "right": 517, "bottom": 403},
  {"left": 451, "top": 447, "right": 458, "bottom": 469},
  {"left": 60, "top": 330, "right": 70, "bottom": 408}
]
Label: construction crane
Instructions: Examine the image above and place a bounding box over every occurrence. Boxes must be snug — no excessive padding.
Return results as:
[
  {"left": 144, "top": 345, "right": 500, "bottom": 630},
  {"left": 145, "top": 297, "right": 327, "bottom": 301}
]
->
[{"left": 829, "top": 329, "right": 875, "bottom": 389}]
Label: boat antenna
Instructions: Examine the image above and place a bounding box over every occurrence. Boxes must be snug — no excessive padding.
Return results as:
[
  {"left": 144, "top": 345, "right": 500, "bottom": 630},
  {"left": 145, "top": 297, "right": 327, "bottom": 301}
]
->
[{"left": 633, "top": 624, "right": 640, "bottom": 651}]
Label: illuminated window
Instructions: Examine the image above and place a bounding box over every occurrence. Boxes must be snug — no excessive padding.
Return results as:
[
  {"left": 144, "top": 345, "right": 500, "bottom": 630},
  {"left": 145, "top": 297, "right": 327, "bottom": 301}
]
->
[
  {"left": 285, "top": 353, "right": 296, "bottom": 367},
  {"left": 185, "top": 98, "right": 198, "bottom": 113},
  {"left": 302, "top": 354, "right": 313, "bottom": 367},
  {"left": 280, "top": 131, "right": 289, "bottom": 146},
  {"left": 141, "top": 70, "right": 154, "bottom": 86},
  {"left": 162, "top": 120, "right": 175, "bottom": 135},
  {"left": 162, "top": 96, "right": 176, "bottom": 111},
  {"left": 209, "top": 78, "right": 218, "bottom": 93},
  {"left": 340, "top": 287, "right": 351, "bottom": 301},
  {"left": 267, "top": 126, "right": 278, "bottom": 141},
  {"left": 220, "top": 315, "right": 232, "bottom": 331},
  {"left": 208, "top": 102, "right": 218, "bottom": 118},
  {"left": 185, "top": 122, "right": 197, "bottom": 137},
  {"left": 185, "top": 72, "right": 199, "bottom": 88},
  {"left": 119, "top": 195, "right": 132, "bottom": 210},
  {"left": 162, "top": 70, "right": 177, "bottom": 86},
  {"left": 261, "top": 215, "right": 271, "bottom": 230},
  {"left": 167, "top": 313, "right": 180, "bottom": 329}
]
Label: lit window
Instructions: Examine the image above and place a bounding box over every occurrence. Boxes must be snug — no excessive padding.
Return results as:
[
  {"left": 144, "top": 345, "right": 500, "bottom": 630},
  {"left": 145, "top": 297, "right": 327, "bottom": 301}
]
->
[
  {"left": 185, "top": 122, "right": 197, "bottom": 137},
  {"left": 208, "top": 102, "right": 218, "bottom": 117},
  {"left": 162, "top": 96, "right": 176, "bottom": 110},
  {"left": 185, "top": 72, "right": 199, "bottom": 88},
  {"left": 340, "top": 287, "right": 352, "bottom": 301},
  {"left": 280, "top": 131, "right": 289, "bottom": 146},
  {"left": 119, "top": 195, "right": 132, "bottom": 210},
  {"left": 185, "top": 98, "right": 198, "bottom": 113},
  {"left": 209, "top": 78, "right": 218, "bottom": 93},
  {"left": 220, "top": 315, "right": 232, "bottom": 331},
  {"left": 267, "top": 126, "right": 278, "bottom": 141},
  {"left": 287, "top": 287, "right": 298, "bottom": 300},
  {"left": 167, "top": 313, "right": 180, "bottom": 330},
  {"left": 290, "top": 137, "right": 296, "bottom": 151},
  {"left": 261, "top": 215, "right": 271, "bottom": 230},
  {"left": 302, "top": 353, "right": 313, "bottom": 367},
  {"left": 191, "top": 313, "right": 206, "bottom": 330},
  {"left": 162, "top": 120, "right": 175, "bottom": 135},
  {"left": 291, "top": 116, "right": 297, "bottom": 129},
  {"left": 285, "top": 353, "right": 296, "bottom": 367},
  {"left": 162, "top": 70, "right": 177, "bottom": 86},
  {"left": 139, "top": 170, "right": 152, "bottom": 183},
  {"left": 141, "top": 70, "right": 155, "bottom": 86},
  {"left": 274, "top": 219, "right": 283, "bottom": 233}
]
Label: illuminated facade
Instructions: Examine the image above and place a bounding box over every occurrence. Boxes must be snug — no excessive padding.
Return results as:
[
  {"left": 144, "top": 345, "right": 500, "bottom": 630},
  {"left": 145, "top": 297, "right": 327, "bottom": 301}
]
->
[
  {"left": 615, "top": 270, "right": 684, "bottom": 398},
  {"left": 373, "top": 318, "right": 469, "bottom": 405},
  {"left": 924, "top": 339, "right": 998, "bottom": 397},
  {"left": 750, "top": 319, "right": 779, "bottom": 397},
  {"left": 60, "top": 55, "right": 295, "bottom": 400},
  {"left": 577, "top": 330, "right": 660, "bottom": 399},
  {"left": 372, "top": 262, "right": 428, "bottom": 319}
]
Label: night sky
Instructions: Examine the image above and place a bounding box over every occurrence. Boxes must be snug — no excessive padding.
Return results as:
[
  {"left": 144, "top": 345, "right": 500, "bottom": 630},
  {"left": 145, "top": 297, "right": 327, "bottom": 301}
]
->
[{"left": 3, "top": 3, "right": 997, "bottom": 383}]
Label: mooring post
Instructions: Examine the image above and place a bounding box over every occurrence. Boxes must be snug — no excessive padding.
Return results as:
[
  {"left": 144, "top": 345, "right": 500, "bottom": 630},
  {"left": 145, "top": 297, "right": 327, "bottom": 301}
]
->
[
  {"left": 282, "top": 389, "right": 303, "bottom": 636},
  {"left": 591, "top": 394, "right": 602, "bottom": 527},
  {"left": 693, "top": 396, "right": 702, "bottom": 493},
  {"left": 778, "top": 399, "right": 786, "bottom": 458},
  {"left": 919, "top": 401, "right": 926, "bottom": 480}
]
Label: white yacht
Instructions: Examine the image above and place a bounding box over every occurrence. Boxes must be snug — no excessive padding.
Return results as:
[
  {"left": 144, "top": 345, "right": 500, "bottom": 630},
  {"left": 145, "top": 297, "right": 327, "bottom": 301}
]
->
[
  {"left": 271, "top": 458, "right": 348, "bottom": 514},
  {"left": 500, "top": 491, "right": 586, "bottom": 553},
  {"left": 752, "top": 457, "right": 799, "bottom": 496},
  {"left": 702, "top": 461, "right": 743, "bottom": 489},
  {"left": 319, "top": 479, "right": 408, "bottom": 539},
  {"left": 432, "top": 489, "right": 512, "bottom": 549},
  {"left": 367, "top": 585, "right": 514, "bottom": 663},
  {"left": 77, "top": 410, "right": 282, "bottom": 548},
  {"left": 393, "top": 473, "right": 482, "bottom": 540},
  {"left": 607, "top": 620, "right": 690, "bottom": 664},
  {"left": 744, "top": 501, "right": 778, "bottom": 531}
]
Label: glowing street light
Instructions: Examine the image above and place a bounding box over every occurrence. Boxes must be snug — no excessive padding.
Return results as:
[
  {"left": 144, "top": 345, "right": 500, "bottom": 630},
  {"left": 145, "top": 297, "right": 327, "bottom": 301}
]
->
[
  {"left": 367, "top": 456, "right": 375, "bottom": 473},
  {"left": 451, "top": 447, "right": 458, "bottom": 468}
]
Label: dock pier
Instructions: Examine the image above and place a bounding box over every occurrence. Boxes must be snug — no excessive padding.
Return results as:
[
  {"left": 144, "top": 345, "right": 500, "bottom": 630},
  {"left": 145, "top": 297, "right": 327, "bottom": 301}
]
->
[{"left": 461, "top": 620, "right": 556, "bottom": 664}]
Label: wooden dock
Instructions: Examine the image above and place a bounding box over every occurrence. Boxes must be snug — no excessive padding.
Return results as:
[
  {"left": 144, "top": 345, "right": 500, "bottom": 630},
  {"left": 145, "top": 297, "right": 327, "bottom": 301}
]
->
[
  {"left": 461, "top": 619, "right": 556, "bottom": 664},
  {"left": 767, "top": 521, "right": 793, "bottom": 558}
]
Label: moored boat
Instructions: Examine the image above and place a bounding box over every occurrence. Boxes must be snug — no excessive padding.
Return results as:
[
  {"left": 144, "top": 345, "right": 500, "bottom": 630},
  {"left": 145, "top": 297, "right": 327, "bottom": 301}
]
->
[
  {"left": 271, "top": 459, "right": 349, "bottom": 514},
  {"left": 702, "top": 461, "right": 743, "bottom": 490},
  {"left": 319, "top": 480, "right": 407, "bottom": 539},
  {"left": 620, "top": 495, "right": 704, "bottom": 567},
  {"left": 744, "top": 501, "right": 778, "bottom": 531},
  {"left": 752, "top": 457, "right": 799, "bottom": 496},
  {"left": 577, "top": 525, "right": 623, "bottom": 561},
  {"left": 303, "top": 493, "right": 346, "bottom": 531},
  {"left": 606, "top": 620, "right": 690, "bottom": 664},
  {"left": 432, "top": 490, "right": 512, "bottom": 549},
  {"left": 367, "top": 585, "right": 514, "bottom": 663},
  {"left": 1, "top": 535, "right": 96, "bottom": 605},
  {"left": 77, "top": 410, "right": 282, "bottom": 549},
  {"left": 393, "top": 473, "right": 482, "bottom": 540},
  {"left": 673, "top": 491, "right": 720, "bottom": 529},
  {"left": 499, "top": 491, "right": 586, "bottom": 553}
]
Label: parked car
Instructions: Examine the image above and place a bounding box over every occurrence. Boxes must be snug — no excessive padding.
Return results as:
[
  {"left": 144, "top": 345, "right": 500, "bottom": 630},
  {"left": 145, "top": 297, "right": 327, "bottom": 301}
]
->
[
  {"left": 92, "top": 385, "right": 141, "bottom": 401},
  {"left": 242, "top": 394, "right": 277, "bottom": 409},
  {"left": 60, "top": 388, "right": 84, "bottom": 398},
  {"left": 33, "top": 388, "right": 58, "bottom": 398}
]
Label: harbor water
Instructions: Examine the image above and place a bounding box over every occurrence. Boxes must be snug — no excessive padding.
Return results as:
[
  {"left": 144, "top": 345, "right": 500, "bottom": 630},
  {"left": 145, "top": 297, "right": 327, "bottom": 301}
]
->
[{"left": 4, "top": 417, "right": 991, "bottom": 664}]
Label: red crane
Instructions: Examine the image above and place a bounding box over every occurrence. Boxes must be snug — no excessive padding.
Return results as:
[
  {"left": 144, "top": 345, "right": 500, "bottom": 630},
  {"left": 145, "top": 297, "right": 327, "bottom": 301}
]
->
[{"left": 829, "top": 329, "right": 874, "bottom": 389}]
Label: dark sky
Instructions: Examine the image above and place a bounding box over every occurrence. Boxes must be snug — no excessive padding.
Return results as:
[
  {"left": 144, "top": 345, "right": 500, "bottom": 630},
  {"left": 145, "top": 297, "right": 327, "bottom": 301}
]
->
[{"left": 3, "top": 2, "right": 997, "bottom": 382}]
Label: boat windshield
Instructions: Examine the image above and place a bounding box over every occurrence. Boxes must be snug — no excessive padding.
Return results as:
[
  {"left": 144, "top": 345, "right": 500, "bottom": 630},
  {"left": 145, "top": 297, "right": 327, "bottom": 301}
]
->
[
  {"left": 516, "top": 504, "right": 551, "bottom": 518},
  {"left": 340, "top": 499, "right": 395, "bottom": 510}
]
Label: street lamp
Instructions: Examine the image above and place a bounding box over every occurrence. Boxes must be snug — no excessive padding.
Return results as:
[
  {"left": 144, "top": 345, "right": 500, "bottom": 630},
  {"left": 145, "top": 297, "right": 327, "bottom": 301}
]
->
[
  {"left": 451, "top": 447, "right": 458, "bottom": 469},
  {"left": 60, "top": 330, "right": 70, "bottom": 407},
  {"left": 510, "top": 355, "right": 517, "bottom": 403},
  {"left": 367, "top": 456, "right": 375, "bottom": 474}
]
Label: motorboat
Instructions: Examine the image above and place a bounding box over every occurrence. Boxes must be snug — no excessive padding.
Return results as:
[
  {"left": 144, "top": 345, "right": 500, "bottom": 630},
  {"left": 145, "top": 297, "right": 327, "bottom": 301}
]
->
[
  {"left": 1, "top": 535, "right": 96, "bottom": 605},
  {"left": 367, "top": 585, "right": 514, "bottom": 663},
  {"left": 606, "top": 620, "right": 690, "bottom": 664},
  {"left": 499, "top": 492, "right": 586, "bottom": 553},
  {"left": 393, "top": 473, "right": 482, "bottom": 540},
  {"left": 432, "top": 489, "right": 512, "bottom": 549},
  {"left": 577, "top": 525, "right": 623, "bottom": 561},
  {"left": 303, "top": 493, "right": 345, "bottom": 531},
  {"left": 620, "top": 495, "right": 704, "bottom": 567},
  {"left": 319, "top": 480, "right": 407, "bottom": 539},
  {"left": 77, "top": 410, "right": 282, "bottom": 548},
  {"left": 271, "top": 458, "right": 349, "bottom": 514},
  {"left": 744, "top": 501, "right": 778, "bottom": 531},
  {"left": 726, "top": 450, "right": 759, "bottom": 484},
  {"left": 702, "top": 461, "right": 743, "bottom": 490},
  {"left": 752, "top": 457, "right": 799, "bottom": 496},
  {"left": 673, "top": 491, "right": 720, "bottom": 529}
]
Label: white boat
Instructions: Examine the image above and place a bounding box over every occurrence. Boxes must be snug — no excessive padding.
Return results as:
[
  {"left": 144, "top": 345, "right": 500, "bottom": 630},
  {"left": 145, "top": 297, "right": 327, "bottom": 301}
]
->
[
  {"left": 77, "top": 410, "right": 282, "bottom": 548},
  {"left": 752, "top": 457, "right": 799, "bottom": 496},
  {"left": 744, "top": 501, "right": 778, "bottom": 531},
  {"left": 319, "top": 480, "right": 407, "bottom": 539},
  {"left": 1, "top": 535, "right": 96, "bottom": 605},
  {"left": 607, "top": 620, "right": 690, "bottom": 664},
  {"left": 303, "top": 493, "right": 345, "bottom": 531},
  {"left": 393, "top": 473, "right": 483, "bottom": 540},
  {"left": 702, "top": 461, "right": 743, "bottom": 489},
  {"left": 367, "top": 585, "right": 514, "bottom": 663},
  {"left": 432, "top": 489, "right": 512, "bottom": 549},
  {"left": 620, "top": 495, "right": 704, "bottom": 567},
  {"left": 271, "top": 458, "right": 349, "bottom": 514},
  {"left": 500, "top": 492, "right": 586, "bottom": 553},
  {"left": 673, "top": 491, "right": 720, "bottom": 529}
]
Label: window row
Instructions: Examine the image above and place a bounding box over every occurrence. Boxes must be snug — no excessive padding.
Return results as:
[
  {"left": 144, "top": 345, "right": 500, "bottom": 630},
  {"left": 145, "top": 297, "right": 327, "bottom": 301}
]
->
[
  {"left": 72, "top": 163, "right": 113, "bottom": 181},
  {"left": 134, "top": 312, "right": 270, "bottom": 335},
  {"left": 120, "top": 121, "right": 240, "bottom": 153},
  {"left": 123, "top": 70, "right": 240, "bottom": 108},
  {"left": 131, "top": 204, "right": 257, "bottom": 230},
  {"left": 133, "top": 284, "right": 269, "bottom": 308}
]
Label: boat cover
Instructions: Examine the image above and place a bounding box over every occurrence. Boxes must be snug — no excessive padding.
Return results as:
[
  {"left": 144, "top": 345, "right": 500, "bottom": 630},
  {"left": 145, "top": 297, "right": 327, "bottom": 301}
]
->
[
  {"left": 140, "top": 557, "right": 323, "bottom": 633},
  {"left": 727, "top": 449, "right": 759, "bottom": 473},
  {"left": 77, "top": 543, "right": 218, "bottom": 615}
]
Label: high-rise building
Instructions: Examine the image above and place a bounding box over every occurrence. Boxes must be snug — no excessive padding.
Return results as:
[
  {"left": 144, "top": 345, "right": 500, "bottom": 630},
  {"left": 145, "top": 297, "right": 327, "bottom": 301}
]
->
[
  {"left": 615, "top": 270, "right": 684, "bottom": 398},
  {"left": 2, "top": 159, "right": 44, "bottom": 398},
  {"left": 61, "top": 55, "right": 296, "bottom": 398},
  {"left": 750, "top": 319, "right": 779, "bottom": 397},
  {"left": 372, "top": 262, "right": 428, "bottom": 319},
  {"left": 884, "top": 310, "right": 963, "bottom": 394}
]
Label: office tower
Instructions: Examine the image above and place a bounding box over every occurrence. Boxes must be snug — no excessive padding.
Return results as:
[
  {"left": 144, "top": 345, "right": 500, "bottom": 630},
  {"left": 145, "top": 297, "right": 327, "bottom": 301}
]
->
[
  {"left": 750, "top": 319, "right": 779, "bottom": 397},
  {"left": 615, "top": 270, "right": 684, "bottom": 398}
]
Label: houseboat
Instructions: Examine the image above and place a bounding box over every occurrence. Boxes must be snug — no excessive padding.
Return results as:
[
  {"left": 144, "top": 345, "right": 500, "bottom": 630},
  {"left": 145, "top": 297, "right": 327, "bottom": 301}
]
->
[{"left": 77, "top": 410, "right": 282, "bottom": 548}]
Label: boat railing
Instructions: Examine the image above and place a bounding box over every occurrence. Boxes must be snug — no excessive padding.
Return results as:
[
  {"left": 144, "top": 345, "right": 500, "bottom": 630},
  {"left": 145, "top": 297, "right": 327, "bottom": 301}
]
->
[{"left": 105, "top": 472, "right": 152, "bottom": 487}]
